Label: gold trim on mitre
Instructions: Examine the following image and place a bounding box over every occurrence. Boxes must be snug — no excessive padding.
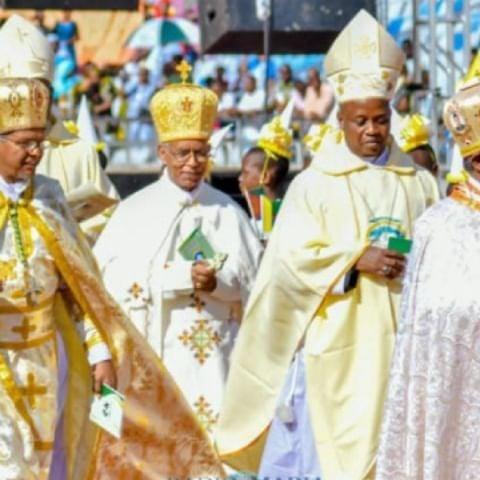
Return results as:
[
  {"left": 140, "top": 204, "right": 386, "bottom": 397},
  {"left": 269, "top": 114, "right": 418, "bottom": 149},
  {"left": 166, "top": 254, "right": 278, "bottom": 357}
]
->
[
  {"left": 444, "top": 78, "right": 480, "bottom": 158},
  {"left": 257, "top": 98, "right": 295, "bottom": 160},
  {"left": 257, "top": 117, "right": 293, "bottom": 160},
  {"left": 149, "top": 60, "right": 218, "bottom": 143},
  {"left": 0, "top": 15, "right": 53, "bottom": 82},
  {"left": 324, "top": 9, "right": 405, "bottom": 103},
  {"left": 0, "top": 78, "right": 50, "bottom": 134},
  {"left": 398, "top": 113, "right": 431, "bottom": 153}
]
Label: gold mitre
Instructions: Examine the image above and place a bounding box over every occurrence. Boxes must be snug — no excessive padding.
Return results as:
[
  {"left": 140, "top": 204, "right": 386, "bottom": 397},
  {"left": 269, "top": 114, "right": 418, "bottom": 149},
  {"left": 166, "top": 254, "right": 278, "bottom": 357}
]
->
[
  {"left": 257, "top": 98, "right": 294, "bottom": 160},
  {"left": 149, "top": 60, "right": 218, "bottom": 143},
  {"left": 0, "top": 15, "right": 53, "bottom": 82},
  {"left": 444, "top": 78, "right": 480, "bottom": 158},
  {"left": 398, "top": 114, "right": 431, "bottom": 152},
  {"left": 324, "top": 9, "right": 405, "bottom": 103},
  {"left": 0, "top": 78, "right": 50, "bottom": 134}
]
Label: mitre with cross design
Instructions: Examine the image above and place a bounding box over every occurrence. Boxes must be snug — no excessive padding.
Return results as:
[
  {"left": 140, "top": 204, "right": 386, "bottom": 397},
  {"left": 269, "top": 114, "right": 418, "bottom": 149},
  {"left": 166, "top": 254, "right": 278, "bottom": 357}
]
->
[
  {"left": 150, "top": 60, "right": 218, "bottom": 143},
  {"left": 0, "top": 14, "right": 53, "bottom": 82},
  {"left": 324, "top": 9, "right": 405, "bottom": 103}
]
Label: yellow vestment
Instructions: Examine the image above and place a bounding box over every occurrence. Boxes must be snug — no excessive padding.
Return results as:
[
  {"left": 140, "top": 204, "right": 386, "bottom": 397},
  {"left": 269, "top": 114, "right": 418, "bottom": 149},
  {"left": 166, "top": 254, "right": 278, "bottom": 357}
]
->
[
  {"left": 215, "top": 132, "right": 439, "bottom": 479},
  {"left": 0, "top": 175, "right": 223, "bottom": 479}
]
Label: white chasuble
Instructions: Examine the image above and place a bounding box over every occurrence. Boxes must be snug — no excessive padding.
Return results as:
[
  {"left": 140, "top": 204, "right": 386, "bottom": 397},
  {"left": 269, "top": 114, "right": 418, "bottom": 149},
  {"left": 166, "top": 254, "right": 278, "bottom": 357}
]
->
[
  {"left": 377, "top": 192, "right": 480, "bottom": 480},
  {"left": 95, "top": 173, "right": 262, "bottom": 434},
  {"left": 215, "top": 135, "right": 440, "bottom": 479}
]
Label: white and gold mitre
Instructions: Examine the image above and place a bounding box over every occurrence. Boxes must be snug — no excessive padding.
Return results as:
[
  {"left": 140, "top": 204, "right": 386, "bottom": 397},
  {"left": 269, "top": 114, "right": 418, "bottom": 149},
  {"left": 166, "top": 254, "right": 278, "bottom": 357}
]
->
[
  {"left": 149, "top": 60, "right": 218, "bottom": 143},
  {"left": 0, "top": 15, "right": 53, "bottom": 82},
  {"left": 0, "top": 78, "right": 50, "bottom": 134},
  {"left": 324, "top": 9, "right": 405, "bottom": 103},
  {"left": 444, "top": 78, "right": 480, "bottom": 159}
]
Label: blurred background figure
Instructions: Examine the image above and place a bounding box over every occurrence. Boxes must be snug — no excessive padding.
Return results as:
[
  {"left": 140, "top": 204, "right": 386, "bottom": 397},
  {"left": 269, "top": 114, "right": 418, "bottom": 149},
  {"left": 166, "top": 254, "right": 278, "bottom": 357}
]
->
[
  {"left": 303, "top": 68, "right": 335, "bottom": 122},
  {"left": 53, "top": 10, "right": 79, "bottom": 64}
]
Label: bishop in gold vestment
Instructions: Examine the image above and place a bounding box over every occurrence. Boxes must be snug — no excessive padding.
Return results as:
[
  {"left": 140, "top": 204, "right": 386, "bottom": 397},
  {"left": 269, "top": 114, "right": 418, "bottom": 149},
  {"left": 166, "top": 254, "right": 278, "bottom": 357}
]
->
[
  {"left": 216, "top": 10, "right": 439, "bottom": 479},
  {"left": 0, "top": 77, "right": 223, "bottom": 479},
  {"left": 0, "top": 15, "right": 119, "bottom": 242}
]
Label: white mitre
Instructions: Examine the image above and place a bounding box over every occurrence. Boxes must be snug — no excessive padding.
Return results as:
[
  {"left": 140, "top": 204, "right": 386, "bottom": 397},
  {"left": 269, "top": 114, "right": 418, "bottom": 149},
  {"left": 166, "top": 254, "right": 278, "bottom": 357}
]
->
[
  {"left": 324, "top": 9, "right": 405, "bottom": 103},
  {"left": 0, "top": 14, "right": 53, "bottom": 81}
]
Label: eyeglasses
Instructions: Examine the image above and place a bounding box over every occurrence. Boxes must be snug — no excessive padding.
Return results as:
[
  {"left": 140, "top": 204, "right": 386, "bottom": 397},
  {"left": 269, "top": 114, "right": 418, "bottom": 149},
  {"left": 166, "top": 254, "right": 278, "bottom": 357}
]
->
[
  {"left": 166, "top": 146, "right": 211, "bottom": 166},
  {"left": 0, "top": 136, "right": 46, "bottom": 154}
]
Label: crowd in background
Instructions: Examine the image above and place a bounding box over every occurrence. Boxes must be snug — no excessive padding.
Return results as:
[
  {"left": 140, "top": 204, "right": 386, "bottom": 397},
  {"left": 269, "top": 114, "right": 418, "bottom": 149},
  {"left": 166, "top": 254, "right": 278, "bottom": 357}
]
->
[{"left": 1, "top": 5, "right": 463, "bottom": 167}]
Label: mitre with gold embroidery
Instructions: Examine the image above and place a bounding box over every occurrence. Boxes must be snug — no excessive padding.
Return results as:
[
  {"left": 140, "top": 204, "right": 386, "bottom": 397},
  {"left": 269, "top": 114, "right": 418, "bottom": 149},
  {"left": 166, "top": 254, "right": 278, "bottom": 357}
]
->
[
  {"left": 398, "top": 114, "right": 431, "bottom": 153},
  {"left": 444, "top": 78, "right": 480, "bottom": 159},
  {"left": 150, "top": 60, "right": 218, "bottom": 143},
  {"left": 0, "top": 14, "right": 53, "bottom": 81},
  {"left": 324, "top": 9, "right": 405, "bottom": 103},
  {"left": 257, "top": 98, "right": 295, "bottom": 160},
  {"left": 0, "top": 78, "right": 50, "bottom": 134}
]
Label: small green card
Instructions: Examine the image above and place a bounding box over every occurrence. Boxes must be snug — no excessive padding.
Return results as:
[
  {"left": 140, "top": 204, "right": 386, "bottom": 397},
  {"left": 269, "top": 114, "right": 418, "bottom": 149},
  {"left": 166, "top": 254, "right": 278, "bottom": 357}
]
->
[
  {"left": 388, "top": 236, "right": 413, "bottom": 254},
  {"left": 178, "top": 227, "right": 215, "bottom": 261},
  {"left": 90, "top": 383, "right": 125, "bottom": 439}
]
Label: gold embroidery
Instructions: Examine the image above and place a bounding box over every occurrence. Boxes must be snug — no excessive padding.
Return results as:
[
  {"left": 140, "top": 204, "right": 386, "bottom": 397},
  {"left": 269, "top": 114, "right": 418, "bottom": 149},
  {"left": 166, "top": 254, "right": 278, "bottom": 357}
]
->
[
  {"left": 128, "top": 282, "right": 143, "bottom": 300},
  {"left": 0, "top": 330, "right": 54, "bottom": 350},
  {"left": 11, "top": 316, "right": 36, "bottom": 340},
  {"left": 194, "top": 395, "right": 218, "bottom": 433},
  {"left": 178, "top": 319, "right": 221, "bottom": 364},
  {"left": 19, "top": 372, "right": 47, "bottom": 409},
  {"left": 181, "top": 96, "right": 193, "bottom": 112},
  {"left": 0, "top": 259, "right": 16, "bottom": 280},
  {"left": 176, "top": 59, "right": 192, "bottom": 83},
  {"left": 85, "top": 330, "right": 104, "bottom": 350},
  {"left": 354, "top": 36, "right": 378, "bottom": 57},
  {"left": 34, "top": 440, "right": 54, "bottom": 451},
  {"left": 190, "top": 292, "right": 205, "bottom": 313}
]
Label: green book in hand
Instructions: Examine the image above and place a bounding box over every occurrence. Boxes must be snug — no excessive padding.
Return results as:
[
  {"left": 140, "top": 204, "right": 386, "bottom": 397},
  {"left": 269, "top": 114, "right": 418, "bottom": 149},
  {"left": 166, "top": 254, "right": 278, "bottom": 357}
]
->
[
  {"left": 178, "top": 227, "right": 216, "bottom": 261},
  {"left": 388, "top": 236, "right": 413, "bottom": 254}
]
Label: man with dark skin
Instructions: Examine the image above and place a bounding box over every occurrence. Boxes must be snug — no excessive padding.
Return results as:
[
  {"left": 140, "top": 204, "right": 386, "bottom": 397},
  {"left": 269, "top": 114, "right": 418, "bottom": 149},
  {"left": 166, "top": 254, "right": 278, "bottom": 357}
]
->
[
  {"left": 338, "top": 99, "right": 408, "bottom": 281},
  {"left": 216, "top": 11, "right": 439, "bottom": 479}
]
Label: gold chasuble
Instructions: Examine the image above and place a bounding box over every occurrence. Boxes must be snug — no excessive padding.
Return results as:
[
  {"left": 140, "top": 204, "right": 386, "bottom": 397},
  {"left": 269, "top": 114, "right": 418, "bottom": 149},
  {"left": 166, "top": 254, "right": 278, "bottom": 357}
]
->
[
  {"left": 0, "top": 175, "right": 223, "bottom": 479},
  {"left": 215, "top": 129, "right": 439, "bottom": 478}
]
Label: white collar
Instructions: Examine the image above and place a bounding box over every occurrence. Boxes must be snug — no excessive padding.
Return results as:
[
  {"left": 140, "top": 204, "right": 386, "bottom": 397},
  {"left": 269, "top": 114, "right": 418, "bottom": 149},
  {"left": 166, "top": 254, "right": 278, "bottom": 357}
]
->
[
  {"left": 160, "top": 171, "right": 204, "bottom": 206},
  {"left": 0, "top": 176, "right": 30, "bottom": 201}
]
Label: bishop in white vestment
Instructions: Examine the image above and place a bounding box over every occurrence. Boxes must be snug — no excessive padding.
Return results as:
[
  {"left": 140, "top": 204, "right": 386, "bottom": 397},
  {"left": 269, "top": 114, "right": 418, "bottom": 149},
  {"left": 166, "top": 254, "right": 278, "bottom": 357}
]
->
[
  {"left": 377, "top": 78, "right": 480, "bottom": 480},
  {"left": 95, "top": 61, "right": 262, "bottom": 434}
]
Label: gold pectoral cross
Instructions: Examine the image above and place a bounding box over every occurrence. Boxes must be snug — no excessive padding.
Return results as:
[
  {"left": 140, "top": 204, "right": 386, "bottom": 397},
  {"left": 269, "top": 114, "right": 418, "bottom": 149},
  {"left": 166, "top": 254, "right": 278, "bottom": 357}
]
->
[
  {"left": 12, "top": 316, "right": 36, "bottom": 340},
  {"left": 19, "top": 372, "right": 47, "bottom": 409}
]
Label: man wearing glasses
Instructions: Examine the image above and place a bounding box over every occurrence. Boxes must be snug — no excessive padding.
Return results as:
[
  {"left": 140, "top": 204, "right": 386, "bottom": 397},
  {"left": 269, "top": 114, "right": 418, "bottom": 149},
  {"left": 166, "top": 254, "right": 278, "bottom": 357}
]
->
[
  {"left": 95, "top": 61, "right": 262, "bottom": 435},
  {"left": 0, "top": 15, "right": 119, "bottom": 243}
]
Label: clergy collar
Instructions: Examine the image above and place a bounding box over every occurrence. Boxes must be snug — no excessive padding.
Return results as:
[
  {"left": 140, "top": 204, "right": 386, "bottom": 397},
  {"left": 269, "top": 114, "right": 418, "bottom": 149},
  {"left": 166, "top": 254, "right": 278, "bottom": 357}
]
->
[
  {"left": 160, "top": 171, "right": 204, "bottom": 207},
  {"left": 363, "top": 147, "right": 389, "bottom": 166},
  {"left": 311, "top": 132, "right": 417, "bottom": 176},
  {"left": 0, "top": 176, "right": 30, "bottom": 202}
]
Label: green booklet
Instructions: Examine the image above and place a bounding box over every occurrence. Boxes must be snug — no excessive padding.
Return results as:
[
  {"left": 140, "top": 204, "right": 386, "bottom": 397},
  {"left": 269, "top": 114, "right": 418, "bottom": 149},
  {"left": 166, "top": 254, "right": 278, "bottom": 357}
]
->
[
  {"left": 178, "top": 227, "right": 215, "bottom": 261},
  {"left": 388, "top": 236, "right": 413, "bottom": 254}
]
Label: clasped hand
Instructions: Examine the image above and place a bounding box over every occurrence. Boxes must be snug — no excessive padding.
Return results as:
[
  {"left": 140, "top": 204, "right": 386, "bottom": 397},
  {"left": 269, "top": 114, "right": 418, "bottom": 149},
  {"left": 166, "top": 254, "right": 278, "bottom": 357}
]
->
[{"left": 356, "top": 246, "right": 406, "bottom": 280}]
